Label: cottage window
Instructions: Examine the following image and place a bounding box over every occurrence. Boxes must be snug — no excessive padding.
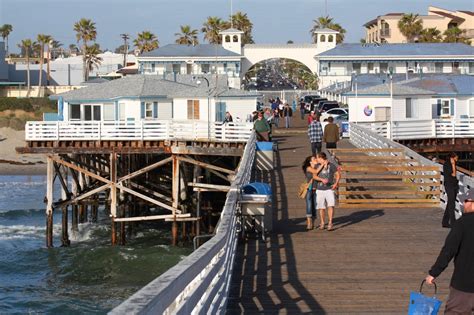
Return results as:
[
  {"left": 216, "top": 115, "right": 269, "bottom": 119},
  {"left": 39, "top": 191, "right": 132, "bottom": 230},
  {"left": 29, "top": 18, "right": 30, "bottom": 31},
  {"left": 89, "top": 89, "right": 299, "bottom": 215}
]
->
[
  {"left": 118, "top": 103, "right": 126, "bottom": 120},
  {"left": 103, "top": 103, "right": 115, "bottom": 121},
  {"left": 439, "top": 99, "right": 454, "bottom": 116},
  {"left": 70, "top": 104, "right": 80, "bottom": 120},
  {"left": 368, "top": 63, "right": 374, "bottom": 72},
  {"left": 469, "top": 62, "right": 474, "bottom": 74},
  {"left": 84, "top": 104, "right": 101, "bottom": 121},
  {"left": 405, "top": 98, "right": 413, "bottom": 118},
  {"left": 145, "top": 102, "right": 153, "bottom": 119},
  {"left": 469, "top": 99, "right": 474, "bottom": 117},
  {"left": 172, "top": 64, "right": 181, "bottom": 74},
  {"left": 187, "top": 100, "right": 200, "bottom": 120},
  {"left": 320, "top": 35, "right": 326, "bottom": 42},
  {"left": 201, "top": 64, "right": 210, "bottom": 73},
  {"left": 435, "top": 62, "right": 443, "bottom": 73},
  {"left": 379, "top": 63, "right": 388, "bottom": 73}
]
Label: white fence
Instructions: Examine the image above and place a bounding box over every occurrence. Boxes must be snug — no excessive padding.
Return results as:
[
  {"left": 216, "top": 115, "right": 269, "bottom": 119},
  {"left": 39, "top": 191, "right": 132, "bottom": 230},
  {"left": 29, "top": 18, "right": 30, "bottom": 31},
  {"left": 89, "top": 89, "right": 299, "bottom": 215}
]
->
[
  {"left": 25, "top": 120, "right": 254, "bottom": 142},
  {"left": 356, "top": 118, "right": 474, "bottom": 140},
  {"left": 109, "top": 132, "right": 256, "bottom": 315},
  {"left": 350, "top": 123, "right": 473, "bottom": 213}
]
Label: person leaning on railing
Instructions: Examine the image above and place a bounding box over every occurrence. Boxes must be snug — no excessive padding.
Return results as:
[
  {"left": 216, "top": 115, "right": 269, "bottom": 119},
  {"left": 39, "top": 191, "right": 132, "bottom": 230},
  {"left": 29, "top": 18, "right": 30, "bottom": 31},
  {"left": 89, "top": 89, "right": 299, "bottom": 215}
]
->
[{"left": 253, "top": 111, "right": 271, "bottom": 142}]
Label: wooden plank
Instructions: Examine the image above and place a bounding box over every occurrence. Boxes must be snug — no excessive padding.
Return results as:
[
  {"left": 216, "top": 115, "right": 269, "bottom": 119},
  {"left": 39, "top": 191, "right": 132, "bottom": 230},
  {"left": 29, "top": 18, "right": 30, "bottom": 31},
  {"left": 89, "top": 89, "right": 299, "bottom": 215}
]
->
[
  {"left": 339, "top": 182, "right": 441, "bottom": 187},
  {"left": 176, "top": 156, "right": 236, "bottom": 175},
  {"left": 342, "top": 165, "right": 439, "bottom": 172},
  {"left": 118, "top": 156, "right": 173, "bottom": 183},
  {"left": 164, "top": 217, "right": 200, "bottom": 222},
  {"left": 49, "top": 154, "right": 112, "bottom": 185},
  {"left": 187, "top": 182, "right": 231, "bottom": 192},
  {"left": 330, "top": 148, "right": 404, "bottom": 152},
  {"left": 338, "top": 190, "right": 441, "bottom": 195},
  {"left": 118, "top": 185, "right": 180, "bottom": 213},
  {"left": 114, "top": 213, "right": 191, "bottom": 222},
  {"left": 339, "top": 198, "right": 440, "bottom": 204},
  {"left": 335, "top": 156, "right": 410, "bottom": 161},
  {"left": 341, "top": 174, "right": 439, "bottom": 179},
  {"left": 338, "top": 203, "right": 439, "bottom": 209}
]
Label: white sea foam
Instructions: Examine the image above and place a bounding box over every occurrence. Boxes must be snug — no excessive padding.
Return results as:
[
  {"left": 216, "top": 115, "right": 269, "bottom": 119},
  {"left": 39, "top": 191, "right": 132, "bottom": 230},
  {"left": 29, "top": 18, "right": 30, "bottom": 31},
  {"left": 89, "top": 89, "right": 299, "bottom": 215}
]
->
[{"left": 119, "top": 252, "right": 138, "bottom": 261}]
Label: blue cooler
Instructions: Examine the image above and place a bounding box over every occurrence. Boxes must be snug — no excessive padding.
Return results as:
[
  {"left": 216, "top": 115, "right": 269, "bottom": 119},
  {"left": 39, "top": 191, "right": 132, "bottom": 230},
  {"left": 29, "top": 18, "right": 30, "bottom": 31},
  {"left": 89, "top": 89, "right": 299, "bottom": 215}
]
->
[{"left": 240, "top": 182, "right": 272, "bottom": 232}]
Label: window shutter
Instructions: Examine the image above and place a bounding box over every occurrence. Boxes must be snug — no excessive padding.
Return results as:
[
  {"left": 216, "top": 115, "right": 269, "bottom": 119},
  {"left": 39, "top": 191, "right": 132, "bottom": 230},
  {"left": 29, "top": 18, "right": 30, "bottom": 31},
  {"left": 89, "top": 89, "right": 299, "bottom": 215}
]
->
[
  {"left": 450, "top": 99, "right": 454, "bottom": 116},
  {"left": 436, "top": 99, "right": 441, "bottom": 116},
  {"left": 153, "top": 102, "right": 158, "bottom": 119},
  {"left": 140, "top": 102, "right": 145, "bottom": 119}
]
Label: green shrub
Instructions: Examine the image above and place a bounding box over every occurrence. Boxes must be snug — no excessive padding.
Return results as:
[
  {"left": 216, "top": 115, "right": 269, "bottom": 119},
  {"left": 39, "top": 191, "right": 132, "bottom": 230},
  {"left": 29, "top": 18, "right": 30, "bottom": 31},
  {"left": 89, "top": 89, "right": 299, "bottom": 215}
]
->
[{"left": 0, "top": 97, "right": 56, "bottom": 112}]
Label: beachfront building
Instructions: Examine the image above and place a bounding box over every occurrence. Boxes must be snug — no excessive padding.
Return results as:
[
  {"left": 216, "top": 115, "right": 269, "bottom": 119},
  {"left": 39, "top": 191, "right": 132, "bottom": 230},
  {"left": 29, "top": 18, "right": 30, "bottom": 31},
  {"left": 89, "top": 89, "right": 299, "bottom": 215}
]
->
[
  {"left": 315, "top": 43, "right": 474, "bottom": 89},
  {"left": 53, "top": 74, "right": 259, "bottom": 123},
  {"left": 137, "top": 29, "right": 243, "bottom": 89},
  {"left": 364, "top": 6, "right": 474, "bottom": 45},
  {"left": 342, "top": 74, "right": 474, "bottom": 123}
]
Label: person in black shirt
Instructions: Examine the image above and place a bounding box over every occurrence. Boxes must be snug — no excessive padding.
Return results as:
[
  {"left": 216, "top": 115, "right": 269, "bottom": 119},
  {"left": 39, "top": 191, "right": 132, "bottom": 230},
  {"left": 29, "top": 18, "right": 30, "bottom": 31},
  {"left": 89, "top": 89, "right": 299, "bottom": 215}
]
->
[
  {"left": 426, "top": 188, "right": 474, "bottom": 314},
  {"left": 442, "top": 152, "right": 459, "bottom": 228}
]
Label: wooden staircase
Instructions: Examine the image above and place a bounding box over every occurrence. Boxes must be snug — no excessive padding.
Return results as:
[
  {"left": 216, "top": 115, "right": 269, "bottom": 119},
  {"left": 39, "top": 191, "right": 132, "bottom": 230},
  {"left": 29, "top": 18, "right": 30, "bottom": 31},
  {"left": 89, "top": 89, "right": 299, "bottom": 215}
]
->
[{"left": 329, "top": 148, "right": 441, "bottom": 209}]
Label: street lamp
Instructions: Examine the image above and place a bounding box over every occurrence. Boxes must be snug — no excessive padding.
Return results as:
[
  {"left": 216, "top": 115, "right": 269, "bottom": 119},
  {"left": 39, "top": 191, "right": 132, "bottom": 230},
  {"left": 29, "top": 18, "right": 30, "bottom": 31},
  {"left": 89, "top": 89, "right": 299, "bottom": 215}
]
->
[{"left": 194, "top": 76, "right": 211, "bottom": 139}]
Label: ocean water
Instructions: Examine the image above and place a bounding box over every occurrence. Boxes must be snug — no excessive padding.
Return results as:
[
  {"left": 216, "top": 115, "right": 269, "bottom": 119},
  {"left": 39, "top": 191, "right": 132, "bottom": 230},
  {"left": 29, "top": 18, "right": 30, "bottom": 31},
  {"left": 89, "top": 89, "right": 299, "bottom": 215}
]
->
[{"left": 0, "top": 175, "right": 191, "bottom": 314}]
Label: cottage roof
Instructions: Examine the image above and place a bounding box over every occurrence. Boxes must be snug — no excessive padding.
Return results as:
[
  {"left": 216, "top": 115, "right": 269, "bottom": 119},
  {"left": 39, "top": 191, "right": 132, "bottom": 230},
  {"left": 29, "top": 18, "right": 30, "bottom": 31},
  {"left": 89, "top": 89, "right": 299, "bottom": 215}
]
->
[
  {"left": 52, "top": 75, "right": 259, "bottom": 102},
  {"left": 313, "top": 28, "right": 339, "bottom": 34},
  {"left": 219, "top": 28, "right": 244, "bottom": 34},
  {"left": 317, "top": 43, "right": 474, "bottom": 58},
  {"left": 140, "top": 44, "right": 241, "bottom": 58}
]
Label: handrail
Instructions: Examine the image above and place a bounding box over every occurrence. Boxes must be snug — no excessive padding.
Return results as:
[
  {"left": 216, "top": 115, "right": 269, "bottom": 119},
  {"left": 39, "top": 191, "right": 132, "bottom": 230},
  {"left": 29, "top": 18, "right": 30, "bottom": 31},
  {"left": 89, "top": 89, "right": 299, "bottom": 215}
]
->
[
  {"left": 25, "top": 120, "right": 254, "bottom": 142},
  {"left": 350, "top": 123, "right": 473, "bottom": 214},
  {"left": 356, "top": 118, "right": 474, "bottom": 140},
  {"left": 109, "top": 132, "right": 256, "bottom": 315}
]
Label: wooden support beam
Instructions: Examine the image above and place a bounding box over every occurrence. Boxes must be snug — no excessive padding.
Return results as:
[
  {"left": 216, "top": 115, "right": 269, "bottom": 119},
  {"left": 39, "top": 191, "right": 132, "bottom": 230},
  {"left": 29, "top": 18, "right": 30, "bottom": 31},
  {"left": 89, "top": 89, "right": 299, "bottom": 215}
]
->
[
  {"left": 172, "top": 156, "right": 179, "bottom": 246},
  {"left": 114, "top": 213, "right": 191, "bottom": 222},
  {"left": 49, "top": 155, "right": 112, "bottom": 185},
  {"left": 176, "top": 156, "right": 236, "bottom": 175},
  {"left": 187, "top": 182, "right": 231, "bottom": 192},
  {"left": 54, "top": 163, "right": 71, "bottom": 198},
  {"left": 110, "top": 152, "right": 117, "bottom": 246},
  {"left": 46, "top": 157, "right": 54, "bottom": 248},
  {"left": 118, "top": 156, "right": 173, "bottom": 183},
  {"left": 118, "top": 185, "right": 181, "bottom": 213}
]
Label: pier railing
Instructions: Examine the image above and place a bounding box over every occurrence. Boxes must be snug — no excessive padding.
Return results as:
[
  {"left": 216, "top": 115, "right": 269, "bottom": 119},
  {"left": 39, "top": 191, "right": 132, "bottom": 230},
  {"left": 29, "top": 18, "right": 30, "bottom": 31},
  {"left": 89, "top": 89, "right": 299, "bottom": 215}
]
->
[
  {"left": 350, "top": 123, "right": 473, "bottom": 213},
  {"left": 356, "top": 118, "right": 474, "bottom": 140},
  {"left": 25, "top": 120, "right": 254, "bottom": 142},
  {"left": 110, "top": 132, "right": 256, "bottom": 315}
]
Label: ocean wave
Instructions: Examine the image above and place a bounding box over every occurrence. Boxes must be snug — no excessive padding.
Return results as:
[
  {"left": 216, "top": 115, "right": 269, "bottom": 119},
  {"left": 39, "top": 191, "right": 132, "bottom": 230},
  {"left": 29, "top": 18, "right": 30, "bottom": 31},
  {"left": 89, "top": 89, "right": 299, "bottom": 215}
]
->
[{"left": 0, "top": 209, "right": 44, "bottom": 219}]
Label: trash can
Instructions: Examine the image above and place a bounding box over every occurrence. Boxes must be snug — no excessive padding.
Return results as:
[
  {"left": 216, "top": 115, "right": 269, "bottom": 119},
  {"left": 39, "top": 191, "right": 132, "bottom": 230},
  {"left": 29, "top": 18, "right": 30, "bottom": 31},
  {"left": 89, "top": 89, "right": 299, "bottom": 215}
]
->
[
  {"left": 240, "top": 182, "right": 272, "bottom": 233},
  {"left": 255, "top": 142, "right": 274, "bottom": 171}
]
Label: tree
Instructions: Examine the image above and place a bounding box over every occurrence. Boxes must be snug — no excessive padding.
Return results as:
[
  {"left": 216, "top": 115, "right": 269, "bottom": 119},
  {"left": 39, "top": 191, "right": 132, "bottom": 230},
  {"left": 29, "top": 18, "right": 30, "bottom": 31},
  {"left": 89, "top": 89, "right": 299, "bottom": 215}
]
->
[
  {"left": 18, "top": 39, "right": 33, "bottom": 97},
  {"left": 360, "top": 38, "right": 367, "bottom": 44},
  {"left": 175, "top": 25, "right": 199, "bottom": 45},
  {"left": 397, "top": 14, "right": 423, "bottom": 43},
  {"left": 36, "top": 34, "right": 52, "bottom": 96},
  {"left": 310, "top": 16, "right": 346, "bottom": 43},
  {"left": 0, "top": 24, "right": 13, "bottom": 55},
  {"left": 134, "top": 31, "right": 159, "bottom": 54},
  {"left": 227, "top": 12, "right": 254, "bottom": 44},
  {"left": 202, "top": 16, "right": 225, "bottom": 44},
  {"left": 419, "top": 28, "right": 442, "bottom": 43},
  {"left": 287, "top": 40, "right": 294, "bottom": 44},
  {"left": 73, "top": 18, "right": 97, "bottom": 81},
  {"left": 68, "top": 44, "right": 79, "bottom": 56},
  {"left": 85, "top": 43, "right": 103, "bottom": 75},
  {"left": 443, "top": 27, "right": 471, "bottom": 45}
]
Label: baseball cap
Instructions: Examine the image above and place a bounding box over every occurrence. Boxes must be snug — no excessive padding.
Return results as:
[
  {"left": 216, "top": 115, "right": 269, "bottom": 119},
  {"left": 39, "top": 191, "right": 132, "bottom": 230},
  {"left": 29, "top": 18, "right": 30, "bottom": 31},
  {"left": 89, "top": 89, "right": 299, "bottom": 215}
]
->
[{"left": 458, "top": 188, "right": 474, "bottom": 203}]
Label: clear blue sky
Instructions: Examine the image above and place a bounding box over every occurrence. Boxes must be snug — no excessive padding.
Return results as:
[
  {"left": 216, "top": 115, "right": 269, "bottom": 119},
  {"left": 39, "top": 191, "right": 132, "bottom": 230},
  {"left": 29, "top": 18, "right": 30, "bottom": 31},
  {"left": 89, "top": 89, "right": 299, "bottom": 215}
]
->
[{"left": 0, "top": 0, "right": 471, "bottom": 53}]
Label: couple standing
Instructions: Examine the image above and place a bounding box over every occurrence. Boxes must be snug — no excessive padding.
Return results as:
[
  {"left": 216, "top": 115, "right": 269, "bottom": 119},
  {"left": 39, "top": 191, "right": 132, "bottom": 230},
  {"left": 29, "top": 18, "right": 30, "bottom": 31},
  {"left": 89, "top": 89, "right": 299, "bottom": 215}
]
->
[{"left": 302, "top": 152, "right": 340, "bottom": 231}]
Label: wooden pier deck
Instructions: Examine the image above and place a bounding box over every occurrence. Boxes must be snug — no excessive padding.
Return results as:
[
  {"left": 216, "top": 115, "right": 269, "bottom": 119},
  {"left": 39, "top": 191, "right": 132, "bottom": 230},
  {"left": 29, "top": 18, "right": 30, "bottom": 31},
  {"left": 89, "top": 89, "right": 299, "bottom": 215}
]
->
[{"left": 227, "top": 121, "right": 452, "bottom": 314}]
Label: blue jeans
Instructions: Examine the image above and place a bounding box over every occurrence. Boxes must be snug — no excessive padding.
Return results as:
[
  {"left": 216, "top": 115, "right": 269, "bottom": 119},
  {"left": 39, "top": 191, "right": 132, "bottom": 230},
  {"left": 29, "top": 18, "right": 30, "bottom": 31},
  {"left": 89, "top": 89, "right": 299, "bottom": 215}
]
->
[
  {"left": 305, "top": 189, "right": 317, "bottom": 218},
  {"left": 285, "top": 116, "right": 291, "bottom": 128},
  {"left": 274, "top": 116, "right": 279, "bottom": 127}
]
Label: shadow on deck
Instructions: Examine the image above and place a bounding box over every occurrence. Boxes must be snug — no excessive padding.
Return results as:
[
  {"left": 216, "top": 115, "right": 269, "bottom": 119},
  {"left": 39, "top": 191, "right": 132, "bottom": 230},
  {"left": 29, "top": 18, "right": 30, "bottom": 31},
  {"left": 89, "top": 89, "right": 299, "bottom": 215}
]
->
[{"left": 227, "top": 126, "right": 452, "bottom": 314}]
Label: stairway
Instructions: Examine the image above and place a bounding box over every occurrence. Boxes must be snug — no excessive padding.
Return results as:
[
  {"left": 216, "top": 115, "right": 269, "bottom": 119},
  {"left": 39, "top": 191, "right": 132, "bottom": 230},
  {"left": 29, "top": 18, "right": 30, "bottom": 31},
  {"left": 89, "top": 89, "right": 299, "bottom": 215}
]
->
[{"left": 329, "top": 148, "right": 441, "bottom": 209}]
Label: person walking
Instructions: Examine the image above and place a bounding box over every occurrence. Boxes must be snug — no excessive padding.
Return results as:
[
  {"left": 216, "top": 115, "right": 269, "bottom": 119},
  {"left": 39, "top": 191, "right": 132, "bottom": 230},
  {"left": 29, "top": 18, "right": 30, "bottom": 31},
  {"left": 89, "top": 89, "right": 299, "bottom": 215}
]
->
[
  {"left": 308, "top": 114, "right": 323, "bottom": 155},
  {"left": 299, "top": 99, "right": 306, "bottom": 120},
  {"left": 302, "top": 155, "right": 327, "bottom": 230},
  {"left": 283, "top": 103, "right": 293, "bottom": 129},
  {"left": 442, "top": 152, "right": 459, "bottom": 228},
  {"left": 323, "top": 116, "right": 340, "bottom": 149},
  {"left": 425, "top": 188, "right": 474, "bottom": 314},
  {"left": 314, "top": 152, "right": 340, "bottom": 231},
  {"left": 253, "top": 111, "right": 271, "bottom": 141}
]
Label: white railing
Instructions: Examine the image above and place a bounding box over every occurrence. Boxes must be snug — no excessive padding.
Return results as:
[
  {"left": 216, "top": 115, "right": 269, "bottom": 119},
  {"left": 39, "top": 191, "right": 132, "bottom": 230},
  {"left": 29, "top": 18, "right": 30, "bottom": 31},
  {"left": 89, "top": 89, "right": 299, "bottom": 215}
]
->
[
  {"left": 356, "top": 118, "right": 474, "bottom": 140},
  {"left": 350, "top": 123, "right": 473, "bottom": 213},
  {"left": 109, "top": 132, "right": 256, "bottom": 315},
  {"left": 25, "top": 120, "right": 254, "bottom": 142}
]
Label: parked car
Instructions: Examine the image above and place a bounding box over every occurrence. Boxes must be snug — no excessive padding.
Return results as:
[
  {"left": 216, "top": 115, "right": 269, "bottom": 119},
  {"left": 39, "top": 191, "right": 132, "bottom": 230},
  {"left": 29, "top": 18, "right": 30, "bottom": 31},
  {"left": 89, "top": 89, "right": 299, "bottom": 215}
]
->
[
  {"left": 320, "top": 108, "right": 348, "bottom": 121},
  {"left": 307, "top": 98, "right": 327, "bottom": 113},
  {"left": 318, "top": 101, "right": 339, "bottom": 114},
  {"left": 300, "top": 95, "right": 321, "bottom": 112}
]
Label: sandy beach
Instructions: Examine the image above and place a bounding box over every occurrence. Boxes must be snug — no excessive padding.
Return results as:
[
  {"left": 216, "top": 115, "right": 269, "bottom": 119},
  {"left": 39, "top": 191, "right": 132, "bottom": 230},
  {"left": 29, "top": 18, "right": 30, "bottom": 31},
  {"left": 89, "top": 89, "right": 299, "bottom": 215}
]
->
[{"left": 0, "top": 127, "right": 46, "bottom": 175}]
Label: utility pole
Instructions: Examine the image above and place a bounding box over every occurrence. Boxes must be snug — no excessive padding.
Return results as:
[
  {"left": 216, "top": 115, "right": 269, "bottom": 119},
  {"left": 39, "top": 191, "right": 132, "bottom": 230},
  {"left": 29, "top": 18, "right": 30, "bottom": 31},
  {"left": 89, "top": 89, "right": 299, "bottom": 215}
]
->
[{"left": 120, "top": 33, "right": 129, "bottom": 68}]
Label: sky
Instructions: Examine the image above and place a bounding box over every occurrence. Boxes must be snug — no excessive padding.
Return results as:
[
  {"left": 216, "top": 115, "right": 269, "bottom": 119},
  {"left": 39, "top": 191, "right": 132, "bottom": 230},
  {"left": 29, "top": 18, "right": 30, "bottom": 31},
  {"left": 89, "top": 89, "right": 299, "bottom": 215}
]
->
[{"left": 0, "top": 0, "right": 472, "bottom": 53}]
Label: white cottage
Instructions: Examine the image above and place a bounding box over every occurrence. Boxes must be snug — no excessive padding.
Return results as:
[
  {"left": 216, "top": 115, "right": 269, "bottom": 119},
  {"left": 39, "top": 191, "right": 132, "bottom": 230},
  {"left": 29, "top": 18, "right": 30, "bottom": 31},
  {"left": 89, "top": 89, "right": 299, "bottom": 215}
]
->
[{"left": 53, "top": 74, "right": 260, "bottom": 123}]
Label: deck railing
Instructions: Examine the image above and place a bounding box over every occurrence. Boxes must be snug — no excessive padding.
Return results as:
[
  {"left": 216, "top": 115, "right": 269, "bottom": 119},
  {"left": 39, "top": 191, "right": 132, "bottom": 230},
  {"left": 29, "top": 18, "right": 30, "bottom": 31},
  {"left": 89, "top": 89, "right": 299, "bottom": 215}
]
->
[
  {"left": 109, "top": 132, "right": 256, "bottom": 315},
  {"left": 25, "top": 120, "right": 254, "bottom": 142},
  {"left": 350, "top": 123, "right": 473, "bottom": 214},
  {"left": 356, "top": 118, "right": 474, "bottom": 140}
]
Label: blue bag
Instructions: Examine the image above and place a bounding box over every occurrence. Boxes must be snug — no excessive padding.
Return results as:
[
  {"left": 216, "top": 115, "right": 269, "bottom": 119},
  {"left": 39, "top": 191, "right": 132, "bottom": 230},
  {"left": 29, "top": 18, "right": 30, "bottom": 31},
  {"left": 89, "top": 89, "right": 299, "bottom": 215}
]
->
[{"left": 408, "top": 280, "right": 442, "bottom": 315}]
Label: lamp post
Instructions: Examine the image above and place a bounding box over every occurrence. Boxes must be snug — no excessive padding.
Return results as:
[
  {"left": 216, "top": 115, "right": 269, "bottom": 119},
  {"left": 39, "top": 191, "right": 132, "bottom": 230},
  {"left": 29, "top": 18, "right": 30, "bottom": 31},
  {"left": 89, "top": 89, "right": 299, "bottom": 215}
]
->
[{"left": 195, "top": 76, "right": 211, "bottom": 139}]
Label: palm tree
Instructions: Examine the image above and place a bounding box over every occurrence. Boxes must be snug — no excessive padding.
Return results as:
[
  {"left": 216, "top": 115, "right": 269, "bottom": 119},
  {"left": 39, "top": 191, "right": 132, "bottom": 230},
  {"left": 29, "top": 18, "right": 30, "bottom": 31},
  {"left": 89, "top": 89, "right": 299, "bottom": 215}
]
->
[
  {"left": 202, "top": 16, "right": 225, "bottom": 44},
  {"left": 0, "top": 24, "right": 13, "bottom": 55},
  {"left": 18, "top": 39, "right": 33, "bottom": 97},
  {"left": 228, "top": 12, "right": 254, "bottom": 44},
  {"left": 175, "top": 25, "right": 199, "bottom": 45},
  {"left": 73, "top": 18, "right": 97, "bottom": 81},
  {"left": 443, "top": 27, "right": 471, "bottom": 45},
  {"left": 419, "top": 28, "right": 442, "bottom": 43},
  {"left": 134, "top": 31, "right": 159, "bottom": 54},
  {"left": 397, "top": 14, "right": 423, "bottom": 43},
  {"left": 85, "top": 43, "right": 103, "bottom": 75},
  {"left": 36, "top": 34, "right": 52, "bottom": 95},
  {"left": 310, "top": 16, "right": 346, "bottom": 43}
]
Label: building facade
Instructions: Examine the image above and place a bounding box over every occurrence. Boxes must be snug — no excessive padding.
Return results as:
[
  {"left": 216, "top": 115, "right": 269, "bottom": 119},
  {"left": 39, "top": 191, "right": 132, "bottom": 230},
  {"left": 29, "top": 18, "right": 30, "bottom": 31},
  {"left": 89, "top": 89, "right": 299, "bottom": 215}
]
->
[{"left": 364, "top": 6, "right": 474, "bottom": 45}]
